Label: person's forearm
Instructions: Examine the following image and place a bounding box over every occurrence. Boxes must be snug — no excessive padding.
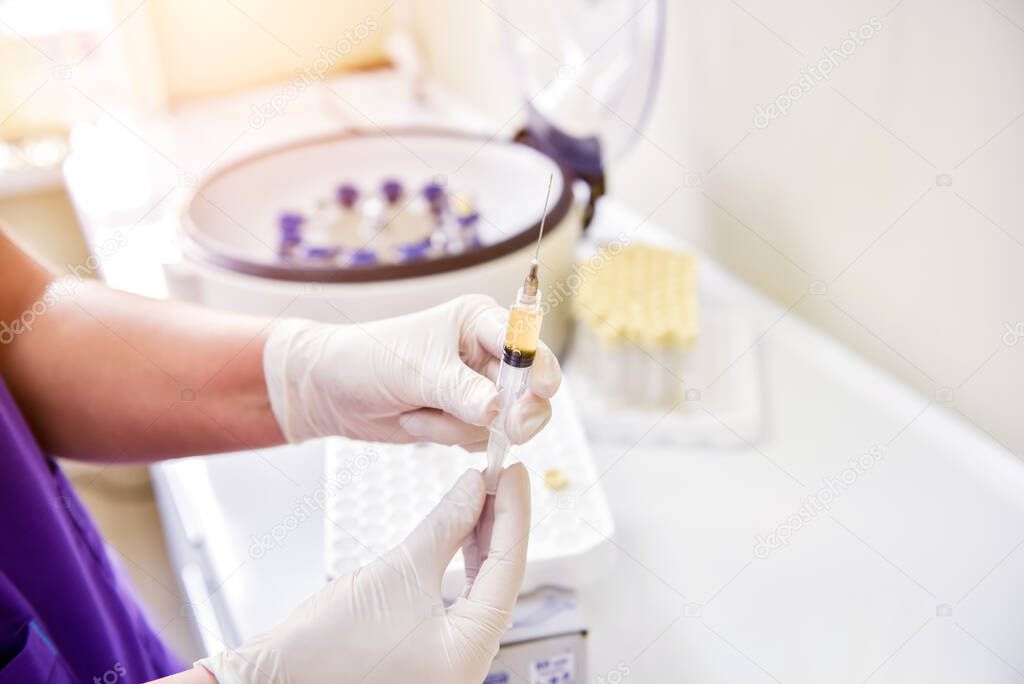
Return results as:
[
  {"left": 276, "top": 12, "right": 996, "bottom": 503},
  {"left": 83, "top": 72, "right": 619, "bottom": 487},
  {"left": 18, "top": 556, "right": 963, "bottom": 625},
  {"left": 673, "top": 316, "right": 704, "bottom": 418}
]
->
[
  {"left": 0, "top": 277, "right": 285, "bottom": 462},
  {"left": 149, "top": 665, "right": 217, "bottom": 684}
]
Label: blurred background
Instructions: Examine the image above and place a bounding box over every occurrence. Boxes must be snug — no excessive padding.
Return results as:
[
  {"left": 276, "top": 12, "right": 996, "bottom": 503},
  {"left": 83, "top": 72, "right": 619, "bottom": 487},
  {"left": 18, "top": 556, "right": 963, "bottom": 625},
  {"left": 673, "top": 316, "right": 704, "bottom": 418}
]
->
[
  {"left": 2, "top": 0, "right": 1023, "bottom": 679},
  {"left": 4, "top": 0, "right": 1022, "bottom": 454}
]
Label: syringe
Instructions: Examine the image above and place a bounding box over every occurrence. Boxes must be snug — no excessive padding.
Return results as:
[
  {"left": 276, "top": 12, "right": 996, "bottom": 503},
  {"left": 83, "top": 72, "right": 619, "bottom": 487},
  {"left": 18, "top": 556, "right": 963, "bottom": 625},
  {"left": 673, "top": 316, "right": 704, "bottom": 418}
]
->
[
  {"left": 468, "top": 177, "right": 554, "bottom": 576},
  {"left": 482, "top": 174, "right": 554, "bottom": 495}
]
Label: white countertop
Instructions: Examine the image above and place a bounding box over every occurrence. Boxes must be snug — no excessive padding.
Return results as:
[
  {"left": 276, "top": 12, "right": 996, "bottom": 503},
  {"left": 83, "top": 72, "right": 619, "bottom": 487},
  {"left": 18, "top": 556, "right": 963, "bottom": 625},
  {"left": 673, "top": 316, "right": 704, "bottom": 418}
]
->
[{"left": 65, "top": 72, "right": 1024, "bottom": 683}]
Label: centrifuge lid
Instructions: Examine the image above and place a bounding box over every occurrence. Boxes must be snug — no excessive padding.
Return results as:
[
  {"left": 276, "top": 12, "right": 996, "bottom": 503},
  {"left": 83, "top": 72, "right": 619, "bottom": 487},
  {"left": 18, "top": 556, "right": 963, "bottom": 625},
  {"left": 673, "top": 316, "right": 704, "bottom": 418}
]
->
[
  {"left": 179, "top": 128, "right": 573, "bottom": 283},
  {"left": 496, "top": 0, "right": 665, "bottom": 164}
]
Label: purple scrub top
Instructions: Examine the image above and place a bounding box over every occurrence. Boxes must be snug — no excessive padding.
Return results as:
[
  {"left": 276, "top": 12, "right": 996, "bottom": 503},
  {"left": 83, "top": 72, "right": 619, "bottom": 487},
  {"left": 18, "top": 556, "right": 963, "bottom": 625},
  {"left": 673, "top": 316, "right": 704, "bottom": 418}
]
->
[{"left": 0, "top": 377, "right": 184, "bottom": 682}]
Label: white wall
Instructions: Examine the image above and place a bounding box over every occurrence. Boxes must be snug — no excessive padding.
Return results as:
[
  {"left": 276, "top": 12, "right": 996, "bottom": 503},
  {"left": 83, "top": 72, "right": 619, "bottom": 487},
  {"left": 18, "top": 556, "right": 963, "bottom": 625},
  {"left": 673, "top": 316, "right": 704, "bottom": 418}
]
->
[
  {"left": 142, "top": 0, "right": 393, "bottom": 104},
  {"left": 413, "top": 0, "right": 1024, "bottom": 457}
]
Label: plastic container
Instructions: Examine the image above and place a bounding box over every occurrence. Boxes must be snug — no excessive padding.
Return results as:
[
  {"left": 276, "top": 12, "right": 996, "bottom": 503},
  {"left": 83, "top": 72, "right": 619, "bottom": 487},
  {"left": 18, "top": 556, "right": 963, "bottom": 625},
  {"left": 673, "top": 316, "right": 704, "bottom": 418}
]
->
[{"left": 572, "top": 242, "right": 699, "bottom": 408}]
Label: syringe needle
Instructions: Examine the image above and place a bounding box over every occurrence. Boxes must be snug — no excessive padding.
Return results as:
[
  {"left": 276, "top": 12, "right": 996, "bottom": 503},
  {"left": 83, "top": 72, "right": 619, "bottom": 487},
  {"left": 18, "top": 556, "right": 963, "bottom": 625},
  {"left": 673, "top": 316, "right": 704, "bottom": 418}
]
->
[{"left": 534, "top": 173, "right": 554, "bottom": 262}]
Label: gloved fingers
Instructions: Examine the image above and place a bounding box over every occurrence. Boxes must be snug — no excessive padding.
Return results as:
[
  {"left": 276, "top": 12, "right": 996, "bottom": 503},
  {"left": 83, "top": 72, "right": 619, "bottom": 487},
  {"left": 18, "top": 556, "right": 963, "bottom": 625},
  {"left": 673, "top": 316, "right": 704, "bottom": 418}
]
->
[
  {"left": 476, "top": 357, "right": 501, "bottom": 383},
  {"left": 504, "top": 394, "right": 552, "bottom": 444},
  {"left": 461, "top": 493, "right": 496, "bottom": 598},
  {"left": 401, "top": 468, "right": 486, "bottom": 584},
  {"left": 460, "top": 299, "right": 507, "bottom": 362},
  {"left": 529, "top": 343, "right": 561, "bottom": 398},
  {"left": 433, "top": 364, "right": 500, "bottom": 427},
  {"left": 462, "top": 438, "right": 489, "bottom": 453},
  {"left": 458, "top": 295, "right": 561, "bottom": 399},
  {"left": 344, "top": 416, "right": 424, "bottom": 445},
  {"left": 398, "top": 409, "right": 489, "bottom": 449},
  {"left": 462, "top": 302, "right": 558, "bottom": 374},
  {"left": 469, "top": 338, "right": 560, "bottom": 400},
  {"left": 460, "top": 502, "right": 488, "bottom": 597},
  {"left": 460, "top": 463, "right": 530, "bottom": 614}
]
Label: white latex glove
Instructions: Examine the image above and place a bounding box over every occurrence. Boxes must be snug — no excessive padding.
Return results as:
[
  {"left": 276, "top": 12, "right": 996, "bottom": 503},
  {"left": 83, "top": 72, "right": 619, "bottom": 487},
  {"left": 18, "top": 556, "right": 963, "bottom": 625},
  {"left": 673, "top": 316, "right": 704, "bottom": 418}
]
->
[
  {"left": 264, "top": 295, "right": 560, "bottom": 450},
  {"left": 197, "top": 463, "right": 530, "bottom": 684}
]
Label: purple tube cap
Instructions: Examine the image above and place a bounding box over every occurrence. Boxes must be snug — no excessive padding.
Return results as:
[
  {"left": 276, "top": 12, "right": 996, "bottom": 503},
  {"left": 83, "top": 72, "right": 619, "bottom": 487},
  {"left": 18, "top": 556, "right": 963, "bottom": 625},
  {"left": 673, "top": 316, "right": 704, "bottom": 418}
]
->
[
  {"left": 422, "top": 182, "right": 444, "bottom": 203},
  {"left": 304, "top": 245, "right": 341, "bottom": 259},
  {"left": 336, "top": 183, "right": 359, "bottom": 208},
  {"left": 396, "top": 243, "right": 430, "bottom": 262},
  {"left": 348, "top": 248, "right": 378, "bottom": 266},
  {"left": 457, "top": 212, "right": 480, "bottom": 227},
  {"left": 279, "top": 215, "right": 303, "bottom": 242},
  {"left": 396, "top": 235, "right": 432, "bottom": 258},
  {"left": 279, "top": 211, "right": 305, "bottom": 227},
  {"left": 381, "top": 179, "right": 403, "bottom": 204}
]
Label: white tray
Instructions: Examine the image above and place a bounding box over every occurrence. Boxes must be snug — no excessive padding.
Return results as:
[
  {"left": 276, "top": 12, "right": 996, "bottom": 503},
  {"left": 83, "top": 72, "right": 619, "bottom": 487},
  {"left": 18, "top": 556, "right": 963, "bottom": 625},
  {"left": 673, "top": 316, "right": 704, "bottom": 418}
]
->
[{"left": 324, "top": 379, "right": 616, "bottom": 598}]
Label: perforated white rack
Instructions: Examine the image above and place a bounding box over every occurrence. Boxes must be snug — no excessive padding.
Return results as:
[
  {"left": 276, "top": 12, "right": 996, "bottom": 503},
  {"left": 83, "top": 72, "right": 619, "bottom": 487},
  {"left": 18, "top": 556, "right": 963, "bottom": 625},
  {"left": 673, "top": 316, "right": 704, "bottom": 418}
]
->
[{"left": 324, "top": 380, "right": 615, "bottom": 598}]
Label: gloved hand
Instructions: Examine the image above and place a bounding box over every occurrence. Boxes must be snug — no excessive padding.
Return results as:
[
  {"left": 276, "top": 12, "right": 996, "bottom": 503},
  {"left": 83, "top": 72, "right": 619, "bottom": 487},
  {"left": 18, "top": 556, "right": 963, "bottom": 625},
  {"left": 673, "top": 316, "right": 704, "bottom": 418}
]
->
[
  {"left": 197, "top": 464, "right": 530, "bottom": 684},
  {"left": 263, "top": 295, "right": 560, "bottom": 450}
]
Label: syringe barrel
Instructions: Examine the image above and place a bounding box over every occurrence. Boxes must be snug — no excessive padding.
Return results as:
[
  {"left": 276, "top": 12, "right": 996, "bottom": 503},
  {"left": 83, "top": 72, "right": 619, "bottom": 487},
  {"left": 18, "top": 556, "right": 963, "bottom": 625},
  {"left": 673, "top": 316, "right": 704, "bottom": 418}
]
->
[
  {"left": 483, "top": 437, "right": 508, "bottom": 495},
  {"left": 483, "top": 361, "right": 531, "bottom": 494},
  {"left": 503, "top": 291, "right": 542, "bottom": 362},
  {"left": 483, "top": 284, "right": 543, "bottom": 494}
]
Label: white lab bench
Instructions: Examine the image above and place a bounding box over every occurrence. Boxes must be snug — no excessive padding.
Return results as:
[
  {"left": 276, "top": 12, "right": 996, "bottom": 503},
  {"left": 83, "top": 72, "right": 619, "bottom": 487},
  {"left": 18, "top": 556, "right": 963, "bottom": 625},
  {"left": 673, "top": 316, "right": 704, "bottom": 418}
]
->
[{"left": 65, "top": 74, "right": 1024, "bottom": 683}]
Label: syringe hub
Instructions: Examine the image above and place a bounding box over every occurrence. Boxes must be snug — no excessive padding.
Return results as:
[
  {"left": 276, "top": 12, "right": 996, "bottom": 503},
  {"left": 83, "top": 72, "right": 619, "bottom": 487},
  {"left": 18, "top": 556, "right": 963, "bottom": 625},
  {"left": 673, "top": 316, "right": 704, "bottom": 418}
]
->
[{"left": 522, "top": 259, "right": 540, "bottom": 298}]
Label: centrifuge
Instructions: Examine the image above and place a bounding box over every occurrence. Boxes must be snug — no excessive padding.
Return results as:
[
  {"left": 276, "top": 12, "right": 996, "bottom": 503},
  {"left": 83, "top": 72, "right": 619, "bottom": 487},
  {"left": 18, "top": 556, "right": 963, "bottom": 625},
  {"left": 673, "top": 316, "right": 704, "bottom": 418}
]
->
[{"left": 163, "top": 0, "right": 666, "bottom": 354}]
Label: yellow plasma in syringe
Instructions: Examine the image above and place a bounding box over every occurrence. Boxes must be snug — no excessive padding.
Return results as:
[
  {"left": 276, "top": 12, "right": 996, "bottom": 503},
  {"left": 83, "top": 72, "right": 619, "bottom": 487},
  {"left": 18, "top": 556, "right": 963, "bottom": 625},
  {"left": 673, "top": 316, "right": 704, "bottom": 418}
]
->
[{"left": 502, "top": 304, "right": 542, "bottom": 368}]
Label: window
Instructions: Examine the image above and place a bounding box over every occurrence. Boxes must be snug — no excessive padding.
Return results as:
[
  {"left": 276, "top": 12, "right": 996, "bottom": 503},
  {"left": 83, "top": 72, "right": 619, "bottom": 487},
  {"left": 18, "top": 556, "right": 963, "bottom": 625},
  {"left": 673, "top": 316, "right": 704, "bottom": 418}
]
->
[{"left": 0, "top": 0, "right": 144, "bottom": 175}]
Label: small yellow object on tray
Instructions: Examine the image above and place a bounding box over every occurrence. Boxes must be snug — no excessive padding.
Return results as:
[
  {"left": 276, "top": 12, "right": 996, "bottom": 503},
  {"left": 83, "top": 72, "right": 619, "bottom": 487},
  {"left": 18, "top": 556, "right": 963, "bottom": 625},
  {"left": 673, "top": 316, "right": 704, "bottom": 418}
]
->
[{"left": 543, "top": 468, "right": 569, "bottom": 491}]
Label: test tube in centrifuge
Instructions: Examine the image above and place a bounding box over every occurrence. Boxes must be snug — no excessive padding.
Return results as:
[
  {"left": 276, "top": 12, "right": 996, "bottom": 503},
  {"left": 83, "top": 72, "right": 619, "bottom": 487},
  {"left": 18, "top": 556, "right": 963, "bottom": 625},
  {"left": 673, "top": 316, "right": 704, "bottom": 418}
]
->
[{"left": 278, "top": 212, "right": 304, "bottom": 258}]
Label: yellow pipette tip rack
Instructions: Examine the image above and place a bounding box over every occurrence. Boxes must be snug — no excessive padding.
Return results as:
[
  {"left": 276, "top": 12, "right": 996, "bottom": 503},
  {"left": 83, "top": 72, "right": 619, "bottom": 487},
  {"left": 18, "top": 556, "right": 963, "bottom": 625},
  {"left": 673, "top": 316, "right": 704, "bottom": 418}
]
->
[{"left": 575, "top": 243, "right": 699, "bottom": 349}]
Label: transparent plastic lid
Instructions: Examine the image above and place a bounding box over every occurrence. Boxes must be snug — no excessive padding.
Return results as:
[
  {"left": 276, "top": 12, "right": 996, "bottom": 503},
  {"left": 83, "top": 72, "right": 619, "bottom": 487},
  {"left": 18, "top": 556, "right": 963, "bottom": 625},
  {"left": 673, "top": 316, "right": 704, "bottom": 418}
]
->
[{"left": 496, "top": 0, "right": 665, "bottom": 163}]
